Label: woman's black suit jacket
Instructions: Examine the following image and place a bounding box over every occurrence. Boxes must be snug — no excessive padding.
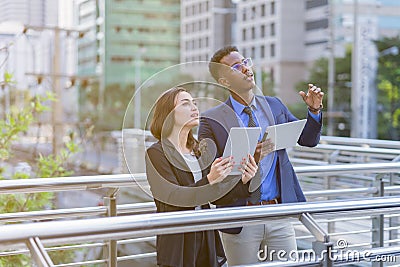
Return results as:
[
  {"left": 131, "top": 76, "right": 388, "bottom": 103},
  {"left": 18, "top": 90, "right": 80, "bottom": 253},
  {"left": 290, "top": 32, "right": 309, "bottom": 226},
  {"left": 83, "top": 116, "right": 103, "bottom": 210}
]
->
[{"left": 145, "top": 139, "right": 250, "bottom": 267}]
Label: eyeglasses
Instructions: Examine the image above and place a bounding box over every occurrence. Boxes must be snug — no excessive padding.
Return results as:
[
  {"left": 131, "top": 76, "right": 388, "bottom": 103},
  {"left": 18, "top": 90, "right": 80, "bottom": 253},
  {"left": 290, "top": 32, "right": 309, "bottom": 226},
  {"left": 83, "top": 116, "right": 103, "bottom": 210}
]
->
[{"left": 230, "top": 58, "right": 253, "bottom": 72}]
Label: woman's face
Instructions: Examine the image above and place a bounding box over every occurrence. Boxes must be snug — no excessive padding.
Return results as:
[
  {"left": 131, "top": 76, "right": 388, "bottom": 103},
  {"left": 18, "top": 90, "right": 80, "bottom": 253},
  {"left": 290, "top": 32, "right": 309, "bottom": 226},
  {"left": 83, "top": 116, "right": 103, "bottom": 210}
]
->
[{"left": 173, "top": 91, "right": 199, "bottom": 129}]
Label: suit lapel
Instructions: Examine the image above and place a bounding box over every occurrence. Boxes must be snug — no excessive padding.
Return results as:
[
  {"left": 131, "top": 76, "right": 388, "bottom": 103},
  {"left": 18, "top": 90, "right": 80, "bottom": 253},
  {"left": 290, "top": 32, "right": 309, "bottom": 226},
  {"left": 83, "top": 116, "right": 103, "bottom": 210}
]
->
[
  {"left": 255, "top": 95, "right": 276, "bottom": 126},
  {"left": 220, "top": 98, "right": 242, "bottom": 129}
]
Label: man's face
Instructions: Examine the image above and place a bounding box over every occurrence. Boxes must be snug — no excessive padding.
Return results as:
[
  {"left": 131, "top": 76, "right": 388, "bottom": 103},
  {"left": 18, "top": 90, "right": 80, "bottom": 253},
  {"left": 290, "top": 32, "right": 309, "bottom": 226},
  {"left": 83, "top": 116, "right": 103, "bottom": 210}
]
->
[{"left": 219, "top": 51, "right": 255, "bottom": 93}]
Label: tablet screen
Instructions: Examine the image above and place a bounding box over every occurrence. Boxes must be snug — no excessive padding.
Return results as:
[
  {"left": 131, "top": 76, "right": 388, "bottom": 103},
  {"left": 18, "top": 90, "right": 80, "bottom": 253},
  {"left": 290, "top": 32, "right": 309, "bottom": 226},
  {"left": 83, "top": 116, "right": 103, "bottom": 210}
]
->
[
  {"left": 265, "top": 119, "right": 307, "bottom": 150},
  {"left": 222, "top": 127, "right": 261, "bottom": 175}
]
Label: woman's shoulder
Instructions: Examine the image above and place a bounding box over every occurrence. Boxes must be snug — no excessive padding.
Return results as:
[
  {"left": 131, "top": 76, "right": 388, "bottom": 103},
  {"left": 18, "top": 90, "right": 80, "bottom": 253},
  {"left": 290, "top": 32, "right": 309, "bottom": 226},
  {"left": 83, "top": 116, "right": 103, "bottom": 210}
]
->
[{"left": 147, "top": 141, "right": 163, "bottom": 154}]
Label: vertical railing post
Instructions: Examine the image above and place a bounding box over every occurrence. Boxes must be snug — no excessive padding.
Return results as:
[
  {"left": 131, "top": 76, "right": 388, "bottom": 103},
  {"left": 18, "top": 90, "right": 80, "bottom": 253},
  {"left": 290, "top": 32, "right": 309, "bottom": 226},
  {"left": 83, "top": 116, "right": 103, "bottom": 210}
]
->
[
  {"left": 372, "top": 174, "right": 384, "bottom": 267},
  {"left": 388, "top": 173, "right": 398, "bottom": 245},
  {"left": 103, "top": 188, "right": 119, "bottom": 267},
  {"left": 326, "top": 150, "right": 339, "bottom": 234},
  {"left": 26, "top": 237, "right": 54, "bottom": 267},
  {"left": 312, "top": 241, "right": 333, "bottom": 267},
  {"left": 300, "top": 213, "right": 333, "bottom": 267}
]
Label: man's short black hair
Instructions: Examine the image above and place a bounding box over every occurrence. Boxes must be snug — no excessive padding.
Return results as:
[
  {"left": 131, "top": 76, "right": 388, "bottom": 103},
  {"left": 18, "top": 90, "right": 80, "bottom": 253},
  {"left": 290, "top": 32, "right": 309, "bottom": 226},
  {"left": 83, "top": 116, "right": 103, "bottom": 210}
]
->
[{"left": 209, "top": 46, "right": 239, "bottom": 81}]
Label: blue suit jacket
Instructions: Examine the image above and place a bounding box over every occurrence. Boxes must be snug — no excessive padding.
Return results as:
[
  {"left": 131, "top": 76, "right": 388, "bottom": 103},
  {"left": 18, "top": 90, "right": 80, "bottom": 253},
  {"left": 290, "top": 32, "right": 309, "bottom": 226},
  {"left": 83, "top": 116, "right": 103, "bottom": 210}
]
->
[{"left": 198, "top": 95, "right": 322, "bottom": 233}]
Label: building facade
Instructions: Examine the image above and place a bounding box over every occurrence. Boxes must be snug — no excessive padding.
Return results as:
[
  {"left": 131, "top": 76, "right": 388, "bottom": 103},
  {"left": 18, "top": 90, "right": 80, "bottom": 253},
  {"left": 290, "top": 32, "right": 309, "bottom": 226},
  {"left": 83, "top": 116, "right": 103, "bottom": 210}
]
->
[
  {"left": 0, "top": 0, "right": 58, "bottom": 26},
  {"left": 76, "top": 0, "right": 181, "bottom": 130},
  {"left": 76, "top": 0, "right": 180, "bottom": 86},
  {"left": 235, "top": 0, "right": 305, "bottom": 104},
  {"left": 180, "top": 0, "right": 234, "bottom": 63},
  {"left": 181, "top": 0, "right": 400, "bottom": 104}
]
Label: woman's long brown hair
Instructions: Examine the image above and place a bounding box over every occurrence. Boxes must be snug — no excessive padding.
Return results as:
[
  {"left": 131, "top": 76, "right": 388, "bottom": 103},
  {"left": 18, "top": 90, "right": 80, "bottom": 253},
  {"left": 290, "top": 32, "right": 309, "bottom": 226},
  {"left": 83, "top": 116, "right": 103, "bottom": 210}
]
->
[{"left": 149, "top": 87, "right": 199, "bottom": 156}]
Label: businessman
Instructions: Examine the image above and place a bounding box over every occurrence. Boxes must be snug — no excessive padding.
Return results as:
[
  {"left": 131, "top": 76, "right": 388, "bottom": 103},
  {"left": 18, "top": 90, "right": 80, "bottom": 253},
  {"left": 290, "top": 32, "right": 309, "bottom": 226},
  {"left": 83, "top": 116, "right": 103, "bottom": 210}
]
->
[{"left": 198, "top": 46, "right": 324, "bottom": 265}]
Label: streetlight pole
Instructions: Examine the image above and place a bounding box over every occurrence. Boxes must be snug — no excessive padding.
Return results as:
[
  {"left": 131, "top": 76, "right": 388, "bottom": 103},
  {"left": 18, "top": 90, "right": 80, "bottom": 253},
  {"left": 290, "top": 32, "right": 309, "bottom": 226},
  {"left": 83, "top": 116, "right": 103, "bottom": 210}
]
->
[
  {"left": 52, "top": 28, "right": 63, "bottom": 156},
  {"left": 22, "top": 25, "right": 87, "bottom": 155},
  {"left": 350, "top": 0, "right": 359, "bottom": 138}
]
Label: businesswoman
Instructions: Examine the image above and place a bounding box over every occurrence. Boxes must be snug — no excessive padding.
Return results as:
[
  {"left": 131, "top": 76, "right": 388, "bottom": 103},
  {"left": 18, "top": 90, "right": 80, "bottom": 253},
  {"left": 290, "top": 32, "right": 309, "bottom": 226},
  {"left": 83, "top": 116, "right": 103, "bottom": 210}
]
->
[{"left": 145, "top": 87, "right": 258, "bottom": 267}]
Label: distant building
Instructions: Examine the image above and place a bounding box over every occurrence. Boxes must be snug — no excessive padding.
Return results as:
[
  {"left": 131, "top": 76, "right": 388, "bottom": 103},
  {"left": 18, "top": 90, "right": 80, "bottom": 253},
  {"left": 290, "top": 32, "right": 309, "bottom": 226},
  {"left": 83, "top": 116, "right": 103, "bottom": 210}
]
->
[
  {"left": 180, "top": 0, "right": 234, "bottom": 63},
  {"left": 76, "top": 0, "right": 180, "bottom": 86},
  {"left": 180, "top": 0, "right": 400, "bottom": 107},
  {"left": 0, "top": 0, "right": 58, "bottom": 26},
  {"left": 75, "top": 0, "right": 181, "bottom": 130},
  {"left": 0, "top": 0, "right": 66, "bottom": 122},
  {"left": 235, "top": 0, "right": 305, "bottom": 104}
]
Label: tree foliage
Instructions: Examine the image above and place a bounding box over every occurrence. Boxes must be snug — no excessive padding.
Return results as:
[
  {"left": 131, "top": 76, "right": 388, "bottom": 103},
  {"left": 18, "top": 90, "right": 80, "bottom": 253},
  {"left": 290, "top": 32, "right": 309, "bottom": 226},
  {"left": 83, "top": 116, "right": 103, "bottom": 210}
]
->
[
  {"left": 295, "top": 36, "right": 400, "bottom": 140},
  {"left": 375, "top": 37, "right": 400, "bottom": 140},
  {"left": 295, "top": 47, "right": 352, "bottom": 136},
  {"left": 0, "top": 73, "right": 80, "bottom": 266}
]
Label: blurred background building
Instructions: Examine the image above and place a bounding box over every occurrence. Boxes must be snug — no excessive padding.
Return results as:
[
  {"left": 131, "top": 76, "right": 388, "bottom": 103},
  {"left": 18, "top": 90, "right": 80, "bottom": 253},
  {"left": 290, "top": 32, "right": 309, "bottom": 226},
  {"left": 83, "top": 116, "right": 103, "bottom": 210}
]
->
[
  {"left": 76, "top": 0, "right": 180, "bottom": 130},
  {"left": 0, "top": 0, "right": 79, "bottom": 127}
]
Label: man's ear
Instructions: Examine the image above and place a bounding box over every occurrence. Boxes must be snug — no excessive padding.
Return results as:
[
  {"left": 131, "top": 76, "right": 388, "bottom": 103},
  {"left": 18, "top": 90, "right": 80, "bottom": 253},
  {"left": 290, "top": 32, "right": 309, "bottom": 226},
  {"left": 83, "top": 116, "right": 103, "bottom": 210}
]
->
[{"left": 218, "top": 77, "right": 230, "bottom": 88}]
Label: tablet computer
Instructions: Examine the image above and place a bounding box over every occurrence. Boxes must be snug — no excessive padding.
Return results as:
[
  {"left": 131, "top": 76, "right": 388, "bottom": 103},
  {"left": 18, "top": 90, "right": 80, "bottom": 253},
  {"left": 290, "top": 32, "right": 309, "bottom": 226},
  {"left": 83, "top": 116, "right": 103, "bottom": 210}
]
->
[
  {"left": 264, "top": 119, "right": 307, "bottom": 151},
  {"left": 222, "top": 127, "right": 261, "bottom": 175}
]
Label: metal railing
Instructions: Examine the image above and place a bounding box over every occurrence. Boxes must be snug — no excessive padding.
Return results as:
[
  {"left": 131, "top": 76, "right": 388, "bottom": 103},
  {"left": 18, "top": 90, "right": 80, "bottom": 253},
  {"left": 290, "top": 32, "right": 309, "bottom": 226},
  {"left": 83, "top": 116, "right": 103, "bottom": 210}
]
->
[
  {"left": 0, "top": 163, "right": 399, "bottom": 266},
  {"left": 289, "top": 136, "right": 400, "bottom": 167},
  {"left": 1, "top": 197, "right": 400, "bottom": 267}
]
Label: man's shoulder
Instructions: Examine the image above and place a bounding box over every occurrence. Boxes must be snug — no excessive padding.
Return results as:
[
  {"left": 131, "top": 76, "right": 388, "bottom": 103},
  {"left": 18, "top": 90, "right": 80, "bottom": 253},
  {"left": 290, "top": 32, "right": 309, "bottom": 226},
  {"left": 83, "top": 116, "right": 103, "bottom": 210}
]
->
[
  {"left": 256, "top": 94, "right": 278, "bottom": 103},
  {"left": 256, "top": 95, "right": 285, "bottom": 108}
]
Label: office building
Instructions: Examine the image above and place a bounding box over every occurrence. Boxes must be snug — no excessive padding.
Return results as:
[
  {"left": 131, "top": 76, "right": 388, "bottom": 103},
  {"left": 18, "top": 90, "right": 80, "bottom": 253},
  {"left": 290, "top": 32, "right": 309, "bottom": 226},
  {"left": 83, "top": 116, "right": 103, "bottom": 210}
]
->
[
  {"left": 235, "top": 0, "right": 305, "bottom": 104},
  {"left": 181, "top": 0, "right": 234, "bottom": 63},
  {"left": 181, "top": 0, "right": 400, "bottom": 103},
  {"left": 0, "top": 0, "right": 58, "bottom": 26},
  {"left": 76, "top": 0, "right": 180, "bottom": 86}
]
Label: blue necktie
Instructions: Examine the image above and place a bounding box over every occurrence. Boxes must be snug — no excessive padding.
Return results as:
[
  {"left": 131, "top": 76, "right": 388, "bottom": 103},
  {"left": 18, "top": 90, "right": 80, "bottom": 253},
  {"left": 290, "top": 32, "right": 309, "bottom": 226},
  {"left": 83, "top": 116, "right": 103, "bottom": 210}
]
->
[{"left": 243, "top": 106, "right": 261, "bottom": 203}]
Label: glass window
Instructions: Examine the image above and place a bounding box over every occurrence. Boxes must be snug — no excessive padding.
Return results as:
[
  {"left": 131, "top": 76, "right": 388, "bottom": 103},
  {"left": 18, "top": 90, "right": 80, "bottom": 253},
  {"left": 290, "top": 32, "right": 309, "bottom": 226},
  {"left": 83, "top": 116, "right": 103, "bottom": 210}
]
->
[
  {"left": 270, "top": 43, "right": 275, "bottom": 57},
  {"left": 305, "top": 19, "right": 328, "bottom": 31},
  {"left": 252, "top": 6, "right": 256, "bottom": 19},
  {"left": 271, "top": 1, "right": 275, "bottom": 15},
  {"left": 306, "top": 0, "right": 328, "bottom": 9},
  {"left": 270, "top": 23, "right": 275, "bottom": 36}
]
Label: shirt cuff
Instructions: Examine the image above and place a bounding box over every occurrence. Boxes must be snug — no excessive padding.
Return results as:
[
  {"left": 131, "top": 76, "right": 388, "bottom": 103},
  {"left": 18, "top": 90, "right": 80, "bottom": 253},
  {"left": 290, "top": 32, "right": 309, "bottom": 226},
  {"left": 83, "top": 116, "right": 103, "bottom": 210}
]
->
[{"left": 308, "top": 110, "right": 322, "bottom": 122}]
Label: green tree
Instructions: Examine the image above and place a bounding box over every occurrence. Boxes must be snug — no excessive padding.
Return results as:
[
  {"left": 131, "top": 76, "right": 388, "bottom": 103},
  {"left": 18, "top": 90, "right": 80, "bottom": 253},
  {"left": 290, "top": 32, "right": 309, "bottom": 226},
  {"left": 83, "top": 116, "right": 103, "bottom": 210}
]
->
[
  {"left": 295, "top": 47, "right": 352, "bottom": 136},
  {"left": 374, "top": 37, "right": 400, "bottom": 140},
  {"left": 0, "top": 73, "right": 80, "bottom": 266}
]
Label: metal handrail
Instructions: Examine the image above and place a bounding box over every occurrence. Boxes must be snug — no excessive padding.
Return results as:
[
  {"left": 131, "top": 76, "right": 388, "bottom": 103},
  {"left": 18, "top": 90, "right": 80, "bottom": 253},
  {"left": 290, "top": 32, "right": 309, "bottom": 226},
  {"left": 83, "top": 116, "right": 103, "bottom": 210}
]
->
[
  {"left": 0, "top": 197, "right": 399, "bottom": 246},
  {"left": 0, "top": 185, "right": 396, "bottom": 223},
  {"left": 0, "top": 162, "right": 398, "bottom": 195},
  {"left": 0, "top": 163, "right": 397, "bottom": 266},
  {"left": 293, "top": 162, "right": 400, "bottom": 175},
  {"left": 320, "top": 136, "right": 400, "bottom": 149},
  {"left": 0, "top": 202, "right": 156, "bottom": 222},
  {"left": 0, "top": 174, "right": 143, "bottom": 194},
  {"left": 297, "top": 143, "right": 400, "bottom": 155}
]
